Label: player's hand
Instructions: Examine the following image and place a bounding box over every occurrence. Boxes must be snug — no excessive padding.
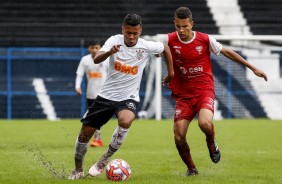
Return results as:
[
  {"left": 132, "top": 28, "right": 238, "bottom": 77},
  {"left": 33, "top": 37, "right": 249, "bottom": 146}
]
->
[
  {"left": 162, "top": 72, "right": 174, "bottom": 85},
  {"left": 253, "top": 68, "right": 268, "bottom": 81},
  {"left": 75, "top": 88, "right": 82, "bottom": 96},
  {"left": 109, "top": 44, "right": 122, "bottom": 55},
  {"left": 154, "top": 53, "right": 163, "bottom": 57}
]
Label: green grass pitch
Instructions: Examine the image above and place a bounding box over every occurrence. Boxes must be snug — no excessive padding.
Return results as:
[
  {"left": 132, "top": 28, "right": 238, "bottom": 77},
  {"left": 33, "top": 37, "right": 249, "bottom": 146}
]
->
[{"left": 0, "top": 119, "right": 281, "bottom": 184}]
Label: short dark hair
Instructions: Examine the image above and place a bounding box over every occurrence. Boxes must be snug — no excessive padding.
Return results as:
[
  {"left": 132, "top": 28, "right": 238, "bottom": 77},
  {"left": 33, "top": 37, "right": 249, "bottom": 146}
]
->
[
  {"left": 87, "top": 40, "right": 101, "bottom": 47},
  {"left": 174, "top": 7, "right": 192, "bottom": 20},
  {"left": 123, "top": 14, "right": 142, "bottom": 26}
]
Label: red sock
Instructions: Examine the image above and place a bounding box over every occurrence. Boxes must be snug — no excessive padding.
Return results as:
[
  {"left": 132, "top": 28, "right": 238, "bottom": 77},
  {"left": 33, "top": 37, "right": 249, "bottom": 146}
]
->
[
  {"left": 176, "top": 142, "right": 196, "bottom": 170},
  {"left": 205, "top": 123, "right": 216, "bottom": 153}
]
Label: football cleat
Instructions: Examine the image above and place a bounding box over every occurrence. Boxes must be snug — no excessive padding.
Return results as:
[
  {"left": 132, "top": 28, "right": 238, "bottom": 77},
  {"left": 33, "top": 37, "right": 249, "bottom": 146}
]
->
[
  {"left": 185, "top": 168, "right": 199, "bottom": 176},
  {"left": 89, "top": 157, "right": 109, "bottom": 176},
  {"left": 90, "top": 139, "right": 104, "bottom": 147},
  {"left": 209, "top": 139, "right": 221, "bottom": 163},
  {"left": 68, "top": 170, "right": 84, "bottom": 180}
]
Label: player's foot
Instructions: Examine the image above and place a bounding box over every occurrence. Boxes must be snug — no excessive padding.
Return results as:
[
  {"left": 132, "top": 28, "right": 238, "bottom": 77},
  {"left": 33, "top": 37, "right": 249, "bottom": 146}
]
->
[
  {"left": 90, "top": 139, "right": 104, "bottom": 147},
  {"left": 185, "top": 168, "right": 199, "bottom": 176},
  {"left": 68, "top": 170, "right": 84, "bottom": 180},
  {"left": 208, "top": 139, "right": 221, "bottom": 163},
  {"left": 89, "top": 157, "right": 109, "bottom": 176}
]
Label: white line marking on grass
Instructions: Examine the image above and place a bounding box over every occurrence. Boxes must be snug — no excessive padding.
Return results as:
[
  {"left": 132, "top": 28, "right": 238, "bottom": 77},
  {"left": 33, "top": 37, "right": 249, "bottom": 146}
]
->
[{"left": 32, "top": 78, "right": 59, "bottom": 121}]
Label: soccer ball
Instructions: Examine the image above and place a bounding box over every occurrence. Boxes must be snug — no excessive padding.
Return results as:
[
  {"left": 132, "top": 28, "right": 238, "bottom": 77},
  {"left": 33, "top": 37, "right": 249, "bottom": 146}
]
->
[{"left": 105, "top": 159, "right": 131, "bottom": 181}]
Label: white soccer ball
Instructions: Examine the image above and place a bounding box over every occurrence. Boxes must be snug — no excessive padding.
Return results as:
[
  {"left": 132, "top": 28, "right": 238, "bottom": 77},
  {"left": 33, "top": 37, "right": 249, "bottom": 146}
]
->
[{"left": 105, "top": 159, "right": 131, "bottom": 181}]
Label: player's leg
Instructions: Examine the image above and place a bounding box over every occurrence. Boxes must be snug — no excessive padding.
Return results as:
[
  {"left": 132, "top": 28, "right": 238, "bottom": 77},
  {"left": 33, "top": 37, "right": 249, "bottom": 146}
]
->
[
  {"left": 174, "top": 119, "right": 198, "bottom": 176},
  {"left": 89, "top": 100, "right": 137, "bottom": 177},
  {"left": 68, "top": 124, "right": 96, "bottom": 180},
  {"left": 198, "top": 108, "right": 220, "bottom": 163},
  {"left": 87, "top": 99, "right": 104, "bottom": 147},
  {"left": 173, "top": 98, "right": 198, "bottom": 176},
  {"left": 90, "top": 129, "right": 104, "bottom": 147}
]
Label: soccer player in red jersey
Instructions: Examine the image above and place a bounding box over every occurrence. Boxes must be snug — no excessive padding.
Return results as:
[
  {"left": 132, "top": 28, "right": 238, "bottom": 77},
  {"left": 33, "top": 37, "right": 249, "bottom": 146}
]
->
[{"left": 162, "top": 7, "right": 268, "bottom": 176}]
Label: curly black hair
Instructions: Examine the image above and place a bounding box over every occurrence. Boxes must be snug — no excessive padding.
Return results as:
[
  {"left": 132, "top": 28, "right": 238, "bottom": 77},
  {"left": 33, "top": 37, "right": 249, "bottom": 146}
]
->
[{"left": 123, "top": 14, "right": 142, "bottom": 26}]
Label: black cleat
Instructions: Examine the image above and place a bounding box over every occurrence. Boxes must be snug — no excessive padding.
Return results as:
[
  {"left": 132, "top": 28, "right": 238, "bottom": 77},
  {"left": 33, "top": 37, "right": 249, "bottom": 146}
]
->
[
  {"left": 185, "top": 168, "right": 199, "bottom": 176},
  {"left": 209, "top": 140, "right": 221, "bottom": 163}
]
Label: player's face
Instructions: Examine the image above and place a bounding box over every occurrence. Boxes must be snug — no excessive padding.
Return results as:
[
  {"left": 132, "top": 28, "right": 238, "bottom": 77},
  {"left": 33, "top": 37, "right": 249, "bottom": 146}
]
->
[
  {"left": 174, "top": 17, "right": 194, "bottom": 41},
  {"left": 88, "top": 44, "right": 101, "bottom": 57},
  {"left": 122, "top": 24, "right": 142, "bottom": 47}
]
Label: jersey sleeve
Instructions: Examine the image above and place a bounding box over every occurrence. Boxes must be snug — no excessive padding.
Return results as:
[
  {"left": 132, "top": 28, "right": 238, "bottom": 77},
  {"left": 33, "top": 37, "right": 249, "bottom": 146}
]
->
[
  {"left": 160, "top": 34, "right": 169, "bottom": 45},
  {"left": 76, "top": 58, "right": 85, "bottom": 76},
  {"left": 75, "top": 58, "right": 85, "bottom": 89},
  {"left": 146, "top": 40, "right": 164, "bottom": 55},
  {"left": 208, "top": 35, "right": 222, "bottom": 56},
  {"left": 75, "top": 74, "right": 83, "bottom": 89},
  {"left": 100, "top": 36, "right": 116, "bottom": 52}
]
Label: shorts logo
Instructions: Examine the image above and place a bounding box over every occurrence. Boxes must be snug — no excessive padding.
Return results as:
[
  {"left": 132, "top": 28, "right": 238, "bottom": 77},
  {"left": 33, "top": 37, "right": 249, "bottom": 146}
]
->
[
  {"left": 126, "top": 102, "right": 136, "bottom": 110},
  {"left": 175, "top": 109, "right": 181, "bottom": 117}
]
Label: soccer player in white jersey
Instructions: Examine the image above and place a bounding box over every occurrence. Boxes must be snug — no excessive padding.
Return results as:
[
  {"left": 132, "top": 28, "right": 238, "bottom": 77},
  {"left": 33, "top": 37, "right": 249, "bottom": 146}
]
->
[
  {"left": 68, "top": 13, "right": 174, "bottom": 180},
  {"left": 75, "top": 40, "right": 109, "bottom": 147}
]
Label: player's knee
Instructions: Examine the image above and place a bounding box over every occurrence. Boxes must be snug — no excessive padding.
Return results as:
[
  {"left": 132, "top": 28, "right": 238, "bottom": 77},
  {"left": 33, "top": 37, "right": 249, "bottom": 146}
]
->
[
  {"left": 118, "top": 113, "right": 134, "bottom": 128},
  {"left": 198, "top": 119, "right": 212, "bottom": 130},
  {"left": 174, "top": 134, "right": 186, "bottom": 145},
  {"left": 118, "top": 120, "right": 132, "bottom": 129},
  {"left": 78, "top": 131, "right": 93, "bottom": 143}
]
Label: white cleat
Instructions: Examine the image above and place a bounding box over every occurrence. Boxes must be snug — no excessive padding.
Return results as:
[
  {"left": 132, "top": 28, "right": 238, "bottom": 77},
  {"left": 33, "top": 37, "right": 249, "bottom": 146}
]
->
[
  {"left": 68, "top": 170, "right": 84, "bottom": 180},
  {"left": 89, "top": 163, "right": 104, "bottom": 176}
]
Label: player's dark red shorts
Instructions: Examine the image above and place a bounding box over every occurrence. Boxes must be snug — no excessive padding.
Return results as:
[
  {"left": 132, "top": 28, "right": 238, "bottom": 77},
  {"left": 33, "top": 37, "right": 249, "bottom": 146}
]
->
[
  {"left": 81, "top": 96, "right": 138, "bottom": 129},
  {"left": 174, "top": 92, "right": 215, "bottom": 122}
]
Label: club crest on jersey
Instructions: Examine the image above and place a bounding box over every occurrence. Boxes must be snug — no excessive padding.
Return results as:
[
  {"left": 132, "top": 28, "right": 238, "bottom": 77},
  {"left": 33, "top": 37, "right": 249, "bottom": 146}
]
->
[
  {"left": 135, "top": 49, "right": 144, "bottom": 60},
  {"left": 196, "top": 46, "right": 203, "bottom": 54}
]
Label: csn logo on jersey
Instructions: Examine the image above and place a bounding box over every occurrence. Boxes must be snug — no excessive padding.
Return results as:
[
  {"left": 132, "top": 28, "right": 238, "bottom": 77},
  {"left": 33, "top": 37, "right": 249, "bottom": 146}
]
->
[{"left": 135, "top": 50, "right": 144, "bottom": 60}]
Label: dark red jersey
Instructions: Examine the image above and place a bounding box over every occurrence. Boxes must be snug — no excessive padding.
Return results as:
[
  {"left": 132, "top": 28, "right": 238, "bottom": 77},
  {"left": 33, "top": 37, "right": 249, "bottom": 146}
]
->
[{"left": 167, "top": 31, "right": 222, "bottom": 98}]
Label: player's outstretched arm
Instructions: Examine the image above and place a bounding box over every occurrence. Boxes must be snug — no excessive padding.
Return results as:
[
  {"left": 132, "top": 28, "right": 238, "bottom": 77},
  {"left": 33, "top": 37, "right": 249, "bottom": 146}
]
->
[
  {"left": 94, "top": 44, "right": 122, "bottom": 64},
  {"left": 162, "top": 44, "right": 174, "bottom": 85},
  {"left": 220, "top": 47, "right": 268, "bottom": 81}
]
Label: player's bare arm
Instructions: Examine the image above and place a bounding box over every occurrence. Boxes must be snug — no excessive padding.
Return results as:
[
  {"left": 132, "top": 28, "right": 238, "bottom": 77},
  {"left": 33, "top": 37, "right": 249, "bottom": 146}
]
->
[
  {"left": 220, "top": 47, "right": 268, "bottom": 81},
  {"left": 162, "top": 44, "right": 174, "bottom": 85},
  {"left": 94, "top": 44, "right": 122, "bottom": 64},
  {"left": 75, "top": 88, "right": 82, "bottom": 95}
]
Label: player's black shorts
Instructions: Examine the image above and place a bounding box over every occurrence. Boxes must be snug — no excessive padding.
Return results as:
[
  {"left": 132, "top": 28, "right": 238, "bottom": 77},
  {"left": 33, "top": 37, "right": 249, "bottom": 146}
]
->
[
  {"left": 87, "top": 99, "right": 95, "bottom": 108},
  {"left": 81, "top": 95, "right": 138, "bottom": 130}
]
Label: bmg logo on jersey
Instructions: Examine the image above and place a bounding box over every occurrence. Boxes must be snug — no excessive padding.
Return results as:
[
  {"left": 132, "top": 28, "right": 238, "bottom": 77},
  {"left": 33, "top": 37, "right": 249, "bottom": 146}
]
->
[
  {"left": 115, "top": 61, "right": 138, "bottom": 75},
  {"left": 88, "top": 71, "right": 102, "bottom": 78}
]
